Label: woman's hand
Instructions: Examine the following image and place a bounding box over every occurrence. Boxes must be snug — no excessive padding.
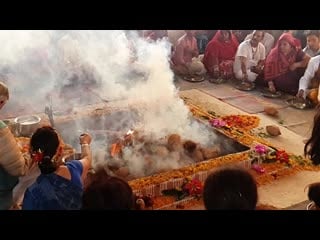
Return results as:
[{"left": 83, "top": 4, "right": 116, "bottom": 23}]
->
[
  {"left": 242, "top": 72, "right": 248, "bottom": 82},
  {"left": 80, "top": 133, "right": 92, "bottom": 145},
  {"left": 268, "top": 81, "right": 276, "bottom": 93},
  {"left": 289, "top": 63, "right": 298, "bottom": 71},
  {"left": 296, "top": 89, "right": 305, "bottom": 99}
]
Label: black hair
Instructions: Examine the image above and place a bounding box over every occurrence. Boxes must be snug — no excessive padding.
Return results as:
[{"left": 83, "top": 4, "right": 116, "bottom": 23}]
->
[
  {"left": 253, "top": 30, "right": 265, "bottom": 39},
  {"left": 203, "top": 166, "right": 258, "bottom": 210},
  {"left": 304, "top": 30, "right": 320, "bottom": 38},
  {"left": 308, "top": 182, "right": 320, "bottom": 208},
  {"left": 30, "top": 126, "right": 60, "bottom": 174},
  {"left": 82, "top": 168, "right": 134, "bottom": 210},
  {"left": 305, "top": 109, "right": 320, "bottom": 165}
]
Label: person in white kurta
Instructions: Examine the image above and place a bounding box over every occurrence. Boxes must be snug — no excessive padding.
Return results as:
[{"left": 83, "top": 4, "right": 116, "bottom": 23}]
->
[
  {"left": 296, "top": 55, "right": 320, "bottom": 105},
  {"left": 233, "top": 31, "right": 266, "bottom": 82},
  {"left": 303, "top": 31, "right": 320, "bottom": 57},
  {"left": 245, "top": 31, "right": 275, "bottom": 56}
]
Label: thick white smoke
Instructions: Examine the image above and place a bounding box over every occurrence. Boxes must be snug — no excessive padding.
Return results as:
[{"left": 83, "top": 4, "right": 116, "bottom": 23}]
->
[{"left": 0, "top": 30, "right": 218, "bottom": 175}]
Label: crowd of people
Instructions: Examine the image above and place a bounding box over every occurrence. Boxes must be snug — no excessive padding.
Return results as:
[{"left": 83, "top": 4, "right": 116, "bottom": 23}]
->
[
  {"left": 165, "top": 30, "right": 320, "bottom": 105},
  {"left": 1, "top": 77, "right": 320, "bottom": 210}
]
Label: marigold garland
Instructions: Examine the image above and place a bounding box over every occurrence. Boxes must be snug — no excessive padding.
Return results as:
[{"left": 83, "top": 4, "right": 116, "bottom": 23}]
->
[
  {"left": 129, "top": 103, "right": 320, "bottom": 209},
  {"left": 14, "top": 103, "right": 318, "bottom": 210}
]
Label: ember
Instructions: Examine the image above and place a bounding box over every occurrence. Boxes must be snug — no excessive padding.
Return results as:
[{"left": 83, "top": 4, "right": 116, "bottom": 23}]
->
[{"left": 53, "top": 107, "right": 249, "bottom": 182}]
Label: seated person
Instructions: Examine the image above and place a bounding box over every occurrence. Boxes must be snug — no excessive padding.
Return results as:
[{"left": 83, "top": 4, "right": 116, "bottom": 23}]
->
[
  {"left": 0, "top": 81, "right": 30, "bottom": 210},
  {"left": 245, "top": 30, "right": 275, "bottom": 56},
  {"left": 264, "top": 33, "right": 310, "bottom": 95},
  {"left": 303, "top": 30, "right": 320, "bottom": 57},
  {"left": 233, "top": 30, "right": 266, "bottom": 83},
  {"left": 297, "top": 55, "right": 320, "bottom": 105},
  {"left": 203, "top": 166, "right": 258, "bottom": 210},
  {"left": 82, "top": 168, "right": 134, "bottom": 210},
  {"left": 22, "top": 127, "right": 92, "bottom": 210},
  {"left": 203, "top": 30, "right": 239, "bottom": 80},
  {"left": 171, "top": 30, "right": 206, "bottom": 76}
]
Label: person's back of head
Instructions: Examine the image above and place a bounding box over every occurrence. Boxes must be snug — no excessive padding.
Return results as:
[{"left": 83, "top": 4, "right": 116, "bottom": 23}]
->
[
  {"left": 82, "top": 168, "right": 134, "bottom": 210},
  {"left": 307, "top": 182, "right": 320, "bottom": 209},
  {"left": 203, "top": 166, "right": 258, "bottom": 210},
  {"left": 30, "top": 126, "right": 60, "bottom": 174}
]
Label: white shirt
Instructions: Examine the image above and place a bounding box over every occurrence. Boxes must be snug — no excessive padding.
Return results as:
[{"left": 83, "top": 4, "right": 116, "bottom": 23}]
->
[
  {"left": 233, "top": 40, "right": 266, "bottom": 73},
  {"left": 245, "top": 32, "right": 275, "bottom": 56},
  {"left": 298, "top": 55, "right": 320, "bottom": 95},
  {"left": 303, "top": 45, "right": 320, "bottom": 58}
]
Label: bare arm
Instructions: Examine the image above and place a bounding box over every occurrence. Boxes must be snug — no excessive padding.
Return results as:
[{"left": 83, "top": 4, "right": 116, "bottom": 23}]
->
[
  {"left": 174, "top": 43, "right": 187, "bottom": 66},
  {"left": 297, "top": 58, "right": 319, "bottom": 98},
  {"left": 240, "top": 56, "right": 248, "bottom": 80},
  {"left": 79, "top": 133, "right": 92, "bottom": 181},
  {"left": 296, "top": 54, "right": 311, "bottom": 68},
  {"left": 192, "top": 48, "right": 199, "bottom": 58}
]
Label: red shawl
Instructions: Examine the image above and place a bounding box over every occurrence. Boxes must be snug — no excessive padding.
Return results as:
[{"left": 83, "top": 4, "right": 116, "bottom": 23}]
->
[
  {"left": 264, "top": 33, "right": 301, "bottom": 80},
  {"left": 202, "top": 30, "right": 239, "bottom": 70}
]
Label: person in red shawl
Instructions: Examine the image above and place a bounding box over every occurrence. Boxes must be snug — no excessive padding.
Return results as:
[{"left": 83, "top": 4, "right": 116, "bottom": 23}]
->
[
  {"left": 203, "top": 30, "right": 239, "bottom": 80},
  {"left": 264, "top": 33, "right": 310, "bottom": 95}
]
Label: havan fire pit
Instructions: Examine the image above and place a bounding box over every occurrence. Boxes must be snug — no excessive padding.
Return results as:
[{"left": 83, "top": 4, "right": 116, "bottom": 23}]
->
[{"left": 53, "top": 104, "right": 253, "bottom": 200}]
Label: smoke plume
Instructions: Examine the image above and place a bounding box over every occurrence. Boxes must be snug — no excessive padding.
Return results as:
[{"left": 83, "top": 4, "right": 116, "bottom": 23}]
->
[{"left": 0, "top": 30, "right": 218, "bottom": 175}]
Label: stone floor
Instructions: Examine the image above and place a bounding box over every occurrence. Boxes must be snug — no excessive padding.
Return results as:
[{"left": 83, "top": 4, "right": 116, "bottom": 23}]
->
[
  {"left": 175, "top": 78, "right": 315, "bottom": 139},
  {"left": 9, "top": 77, "right": 317, "bottom": 210},
  {"left": 175, "top": 77, "right": 317, "bottom": 210}
]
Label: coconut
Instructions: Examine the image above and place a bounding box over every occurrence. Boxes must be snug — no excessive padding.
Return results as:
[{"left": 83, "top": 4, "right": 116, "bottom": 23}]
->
[
  {"left": 200, "top": 147, "right": 220, "bottom": 160},
  {"left": 266, "top": 125, "right": 281, "bottom": 136},
  {"left": 167, "top": 134, "right": 182, "bottom": 151},
  {"left": 192, "top": 149, "right": 204, "bottom": 162},
  {"left": 264, "top": 106, "right": 279, "bottom": 117}
]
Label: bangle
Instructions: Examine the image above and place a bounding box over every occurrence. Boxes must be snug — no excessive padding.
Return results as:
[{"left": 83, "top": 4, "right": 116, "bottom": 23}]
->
[{"left": 81, "top": 143, "right": 90, "bottom": 147}]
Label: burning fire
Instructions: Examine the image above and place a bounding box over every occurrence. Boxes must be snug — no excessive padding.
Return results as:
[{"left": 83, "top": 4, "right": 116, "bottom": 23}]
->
[
  {"left": 110, "top": 129, "right": 135, "bottom": 157},
  {"left": 110, "top": 142, "right": 122, "bottom": 157},
  {"left": 126, "top": 129, "right": 134, "bottom": 135}
]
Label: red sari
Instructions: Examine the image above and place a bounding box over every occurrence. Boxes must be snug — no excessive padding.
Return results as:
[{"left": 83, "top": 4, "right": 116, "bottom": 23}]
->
[
  {"left": 264, "top": 33, "right": 305, "bottom": 94},
  {"left": 202, "top": 30, "right": 239, "bottom": 76}
]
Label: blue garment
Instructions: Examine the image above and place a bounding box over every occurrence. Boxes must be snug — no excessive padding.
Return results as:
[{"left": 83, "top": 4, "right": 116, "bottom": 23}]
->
[{"left": 22, "top": 160, "right": 83, "bottom": 210}]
